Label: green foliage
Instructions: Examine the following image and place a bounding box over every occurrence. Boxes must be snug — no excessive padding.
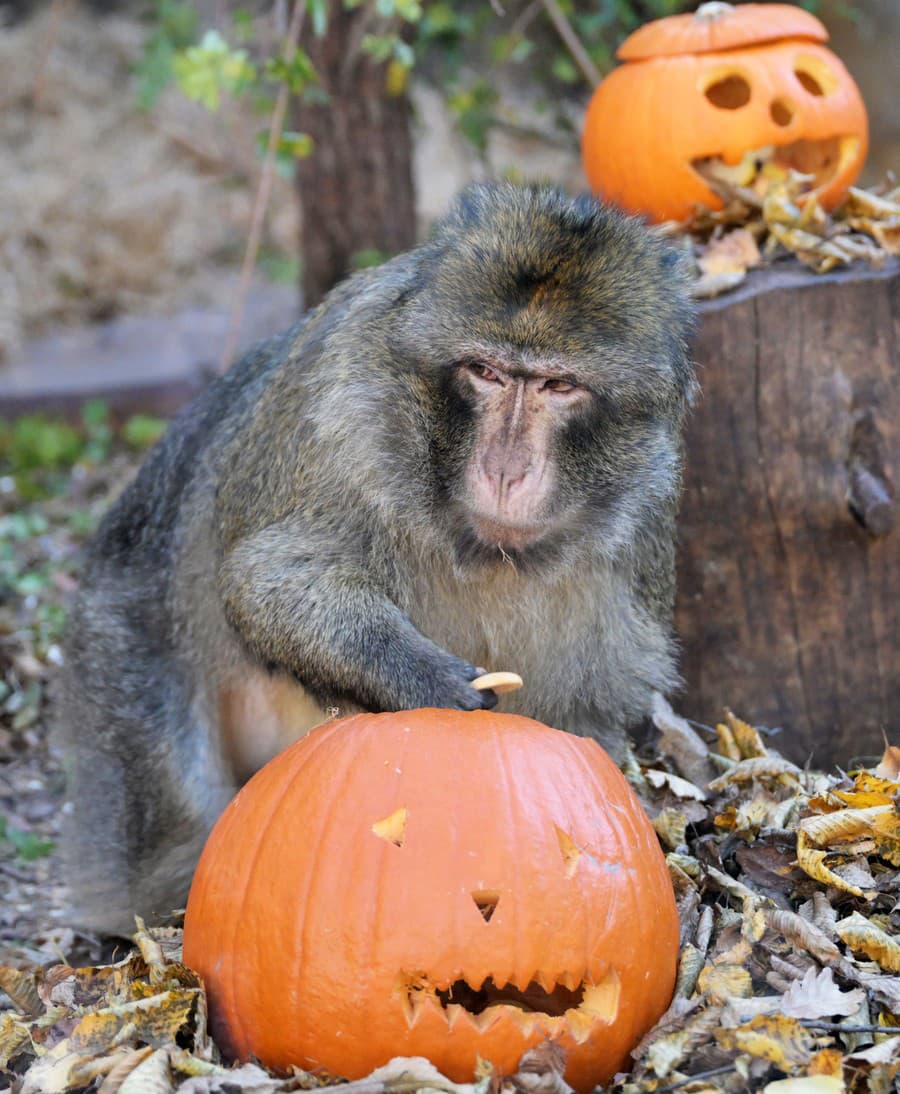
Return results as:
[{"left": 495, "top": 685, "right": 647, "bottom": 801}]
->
[
  {"left": 256, "top": 129, "right": 315, "bottom": 177},
  {"left": 173, "top": 29, "right": 257, "bottom": 110},
  {"left": 257, "top": 249, "right": 303, "bottom": 284},
  {"left": 122, "top": 415, "right": 168, "bottom": 450},
  {"left": 350, "top": 248, "right": 389, "bottom": 269},
  {"left": 0, "top": 817, "right": 55, "bottom": 862},
  {"left": 134, "top": 0, "right": 199, "bottom": 110},
  {"left": 0, "top": 404, "right": 168, "bottom": 500}
]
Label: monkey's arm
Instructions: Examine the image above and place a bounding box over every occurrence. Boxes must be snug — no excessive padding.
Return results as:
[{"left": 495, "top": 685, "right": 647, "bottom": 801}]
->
[{"left": 218, "top": 523, "right": 493, "bottom": 713}]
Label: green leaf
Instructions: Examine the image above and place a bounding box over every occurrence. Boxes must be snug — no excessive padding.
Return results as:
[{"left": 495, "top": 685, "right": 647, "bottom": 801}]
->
[
  {"left": 264, "top": 48, "right": 318, "bottom": 93},
  {"left": 173, "top": 30, "right": 257, "bottom": 111},
  {"left": 308, "top": 0, "right": 328, "bottom": 36},
  {"left": 6, "top": 826, "right": 55, "bottom": 862},
  {"left": 122, "top": 415, "right": 168, "bottom": 450},
  {"left": 351, "top": 248, "right": 388, "bottom": 270},
  {"left": 256, "top": 129, "right": 315, "bottom": 178}
]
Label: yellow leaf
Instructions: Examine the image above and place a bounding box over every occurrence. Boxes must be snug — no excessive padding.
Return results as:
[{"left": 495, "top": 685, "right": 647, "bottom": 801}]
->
[
  {"left": 717, "top": 1014, "right": 817, "bottom": 1070},
  {"left": 697, "top": 964, "right": 752, "bottom": 1003},
  {"left": 836, "top": 912, "right": 900, "bottom": 973},
  {"left": 834, "top": 772, "right": 899, "bottom": 808},
  {"left": 763, "top": 1078, "right": 845, "bottom": 1093},
  {"left": 871, "top": 809, "right": 900, "bottom": 866},
  {"left": 800, "top": 804, "right": 893, "bottom": 846},
  {"left": 0, "top": 1011, "right": 32, "bottom": 1069},
  {"left": 726, "top": 710, "right": 769, "bottom": 758},
  {"left": 808, "top": 1047, "right": 844, "bottom": 1078},
  {"left": 716, "top": 721, "right": 741, "bottom": 762},
  {"left": 795, "top": 831, "right": 872, "bottom": 899}
]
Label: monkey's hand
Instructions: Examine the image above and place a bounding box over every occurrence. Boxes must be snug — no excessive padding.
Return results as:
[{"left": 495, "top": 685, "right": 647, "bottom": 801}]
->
[{"left": 219, "top": 526, "right": 497, "bottom": 714}]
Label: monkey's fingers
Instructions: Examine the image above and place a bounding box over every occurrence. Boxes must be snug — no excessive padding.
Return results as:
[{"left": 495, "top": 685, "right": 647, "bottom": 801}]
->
[{"left": 471, "top": 671, "right": 523, "bottom": 695}]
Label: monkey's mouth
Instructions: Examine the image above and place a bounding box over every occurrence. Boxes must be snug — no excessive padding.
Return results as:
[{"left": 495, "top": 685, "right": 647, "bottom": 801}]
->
[
  {"left": 398, "top": 967, "right": 620, "bottom": 1041},
  {"left": 469, "top": 514, "right": 547, "bottom": 552}
]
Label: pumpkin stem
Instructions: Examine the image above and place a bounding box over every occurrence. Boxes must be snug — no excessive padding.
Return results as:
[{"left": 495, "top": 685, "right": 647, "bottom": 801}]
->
[{"left": 694, "top": 1, "right": 735, "bottom": 21}]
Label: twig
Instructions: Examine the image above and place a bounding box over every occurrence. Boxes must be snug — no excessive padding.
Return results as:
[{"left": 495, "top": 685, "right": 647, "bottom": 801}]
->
[
  {"left": 31, "top": 0, "right": 73, "bottom": 108},
  {"left": 510, "top": 0, "right": 543, "bottom": 37},
  {"left": 656, "top": 1065, "right": 738, "bottom": 1093},
  {"left": 801, "top": 1021, "right": 900, "bottom": 1034},
  {"left": 219, "top": 0, "right": 306, "bottom": 372},
  {"left": 539, "top": 0, "right": 601, "bottom": 87}
]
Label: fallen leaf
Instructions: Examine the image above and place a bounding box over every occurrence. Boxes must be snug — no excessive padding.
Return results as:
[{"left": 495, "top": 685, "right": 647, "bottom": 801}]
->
[
  {"left": 716, "top": 1014, "right": 818, "bottom": 1070},
  {"left": 874, "top": 743, "right": 900, "bottom": 781},
  {"left": 780, "top": 967, "right": 866, "bottom": 1020},
  {"left": 836, "top": 912, "right": 900, "bottom": 973}
]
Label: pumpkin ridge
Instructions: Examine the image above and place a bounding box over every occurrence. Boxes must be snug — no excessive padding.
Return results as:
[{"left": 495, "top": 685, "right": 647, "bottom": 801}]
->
[
  {"left": 221, "top": 739, "right": 327, "bottom": 1056},
  {"left": 285, "top": 722, "right": 364, "bottom": 1050}
]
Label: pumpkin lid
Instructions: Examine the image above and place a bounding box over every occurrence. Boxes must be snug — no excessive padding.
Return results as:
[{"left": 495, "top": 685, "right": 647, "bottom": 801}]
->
[{"left": 617, "top": 2, "right": 828, "bottom": 62}]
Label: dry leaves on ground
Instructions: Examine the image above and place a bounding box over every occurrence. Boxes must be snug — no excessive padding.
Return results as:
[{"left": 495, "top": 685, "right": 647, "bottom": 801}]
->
[{"left": 3, "top": 704, "right": 900, "bottom": 1092}]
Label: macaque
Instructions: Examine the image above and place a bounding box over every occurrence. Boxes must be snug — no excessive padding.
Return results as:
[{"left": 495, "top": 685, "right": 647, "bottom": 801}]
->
[{"left": 57, "top": 184, "right": 695, "bottom": 935}]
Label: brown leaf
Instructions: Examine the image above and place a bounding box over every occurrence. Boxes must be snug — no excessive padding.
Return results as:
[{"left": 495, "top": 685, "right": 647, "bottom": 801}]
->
[{"left": 0, "top": 966, "right": 43, "bottom": 1017}]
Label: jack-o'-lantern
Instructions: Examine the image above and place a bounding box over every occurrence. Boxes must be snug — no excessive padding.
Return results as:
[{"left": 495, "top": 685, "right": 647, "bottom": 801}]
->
[
  {"left": 582, "top": 2, "right": 868, "bottom": 223},
  {"left": 183, "top": 709, "right": 679, "bottom": 1092}
]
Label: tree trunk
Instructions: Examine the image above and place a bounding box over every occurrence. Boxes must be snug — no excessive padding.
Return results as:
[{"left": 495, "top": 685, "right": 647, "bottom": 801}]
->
[
  {"left": 294, "top": 5, "right": 416, "bottom": 309},
  {"left": 677, "top": 259, "right": 899, "bottom": 767}
]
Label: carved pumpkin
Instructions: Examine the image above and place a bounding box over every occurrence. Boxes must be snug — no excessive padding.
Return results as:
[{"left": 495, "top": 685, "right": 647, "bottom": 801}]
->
[
  {"left": 183, "top": 709, "right": 678, "bottom": 1092},
  {"left": 582, "top": 1, "right": 868, "bottom": 223}
]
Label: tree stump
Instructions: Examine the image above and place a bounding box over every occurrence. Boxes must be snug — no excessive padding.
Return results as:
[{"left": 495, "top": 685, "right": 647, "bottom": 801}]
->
[{"left": 677, "top": 259, "right": 899, "bottom": 766}]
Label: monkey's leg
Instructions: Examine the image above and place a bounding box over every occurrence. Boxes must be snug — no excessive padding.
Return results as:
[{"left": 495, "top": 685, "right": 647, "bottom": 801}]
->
[
  {"left": 219, "top": 524, "right": 496, "bottom": 714},
  {"left": 57, "top": 613, "right": 234, "bottom": 936}
]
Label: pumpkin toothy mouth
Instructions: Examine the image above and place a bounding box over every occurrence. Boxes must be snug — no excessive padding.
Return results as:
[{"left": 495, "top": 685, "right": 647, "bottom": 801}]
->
[
  {"left": 693, "top": 134, "right": 861, "bottom": 199},
  {"left": 399, "top": 967, "right": 621, "bottom": 1042}
]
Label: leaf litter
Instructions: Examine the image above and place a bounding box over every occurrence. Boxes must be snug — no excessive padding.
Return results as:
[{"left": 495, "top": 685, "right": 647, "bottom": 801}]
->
[
  {"left": 2, "top": 698, "right": 900, "bottom": 1091},
  {"left": 658, "top": 169, "right": 900, "bottom": 299}
]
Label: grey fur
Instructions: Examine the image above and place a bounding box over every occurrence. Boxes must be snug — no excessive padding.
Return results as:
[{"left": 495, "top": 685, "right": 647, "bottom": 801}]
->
[{"left": 56, "top": 184, "right": 695, "bottom": 935}]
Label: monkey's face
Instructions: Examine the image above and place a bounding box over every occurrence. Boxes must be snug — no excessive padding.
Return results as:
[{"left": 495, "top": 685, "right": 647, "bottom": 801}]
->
[
  {"left": 381, "top": 186, "right": 695, "bottom": 567},
  {"left": 444, "top": 356, "right": 592, "bottom": 554}
]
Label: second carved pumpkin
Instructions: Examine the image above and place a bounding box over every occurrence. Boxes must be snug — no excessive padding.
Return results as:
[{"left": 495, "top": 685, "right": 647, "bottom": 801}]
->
[{"left": 582, "top": 2, "right": 868, "bottom": 223}]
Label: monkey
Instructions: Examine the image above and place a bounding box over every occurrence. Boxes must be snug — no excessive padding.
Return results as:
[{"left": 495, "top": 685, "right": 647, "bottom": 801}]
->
[{"left": 55, "top": 184, "right": 695, "bottom": 937}]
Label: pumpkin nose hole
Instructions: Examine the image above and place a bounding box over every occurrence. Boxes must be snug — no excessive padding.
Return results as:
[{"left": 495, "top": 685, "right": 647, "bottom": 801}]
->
[
  {"left": 372, "top": 806, "right": 407, "bottom": 847},
  {"left": 770, "top": 99, "right": 793, "bottom": 126},
  {"left": 471, "top": 890, "right": 500, "bottom": 922},
  {"left": 704, "top": 74, "right": 751, "bottom": 110}
]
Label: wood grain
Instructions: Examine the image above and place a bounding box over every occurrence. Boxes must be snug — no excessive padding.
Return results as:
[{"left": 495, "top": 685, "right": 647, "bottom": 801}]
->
[{"left": 677, "top": 259, "right": 899, "bottom": 766}]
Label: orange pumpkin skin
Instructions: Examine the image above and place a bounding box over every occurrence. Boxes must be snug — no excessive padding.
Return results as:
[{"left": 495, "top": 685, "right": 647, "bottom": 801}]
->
[
  {"left": 183, "top": 710, "right": 679, "bottom": 1092},
  {"left": 582, "top": 7, "right": 868, "bottom": 223}
]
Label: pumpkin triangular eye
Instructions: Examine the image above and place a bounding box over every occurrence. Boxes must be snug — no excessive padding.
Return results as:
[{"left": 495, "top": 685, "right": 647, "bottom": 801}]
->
[
  {"left": 555, "top": 825, "right": 583, "bottom": 878},
  {"left": 470, "top": 890, "right": 499, "bottom": 922},
  {"left": 371, "top": 806, "right": 407, "bottom": 847}
]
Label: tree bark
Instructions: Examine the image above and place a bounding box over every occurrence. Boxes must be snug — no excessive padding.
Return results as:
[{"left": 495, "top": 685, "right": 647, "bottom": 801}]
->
[
  {"left": 677, "top": 259, "right": 899, "bottom": 767},
  {"left": 295, "top": 4, "right": 416, "bottom": 309}
]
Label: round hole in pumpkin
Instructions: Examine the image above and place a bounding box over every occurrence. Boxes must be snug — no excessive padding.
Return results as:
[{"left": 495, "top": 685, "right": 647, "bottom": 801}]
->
[
  {"left": 704, "top": 73, "right": 751, "bottom": 110},
  {"left": 794, "top": 56, "right": 838, "bottom": 97},
  {"left": 770, "top": 99, "right": 793, "bottom": 127}
]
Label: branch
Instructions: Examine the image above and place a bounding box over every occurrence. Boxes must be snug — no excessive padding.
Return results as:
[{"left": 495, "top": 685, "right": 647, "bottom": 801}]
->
[
  {"left": 540, "top": 0, "right": 602, "bottom": 87},
  {"left": 219, "top": 0, "right": 306, "bottom": 372}
]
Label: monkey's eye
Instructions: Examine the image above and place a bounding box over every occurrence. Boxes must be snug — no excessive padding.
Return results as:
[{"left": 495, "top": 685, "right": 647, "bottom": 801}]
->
[
  {"left": 542, "top": 378, "right": 578, "bottom": 394},
  {"left": 465, "top": 362, "right": 503, "bottom": 384}
]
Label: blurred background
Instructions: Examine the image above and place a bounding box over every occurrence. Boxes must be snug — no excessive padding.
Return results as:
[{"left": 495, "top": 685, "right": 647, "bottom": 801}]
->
[{"left": 0, "top": 0, "right": 896, "bottom": 402}]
